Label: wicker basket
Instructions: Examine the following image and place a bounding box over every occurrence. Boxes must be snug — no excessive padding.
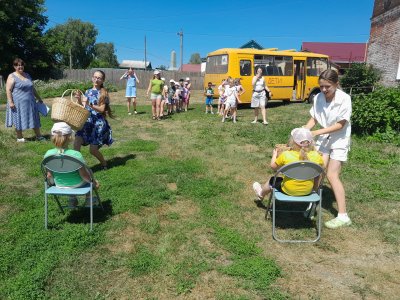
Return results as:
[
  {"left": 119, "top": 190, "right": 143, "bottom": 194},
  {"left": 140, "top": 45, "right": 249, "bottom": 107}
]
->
[{"left": 51, "top": 89, "right": 89, "bottom": 130}]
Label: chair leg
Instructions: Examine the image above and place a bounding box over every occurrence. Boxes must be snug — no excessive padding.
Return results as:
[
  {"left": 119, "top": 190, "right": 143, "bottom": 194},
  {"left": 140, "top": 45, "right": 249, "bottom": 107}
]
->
[
  {"left": 45, "top": 192, "right": 48, "bottom": 229},
  {"left": 272, "top": 197, "right": 278, "bottom": 240},
  {"left": 94, "top": 189, "right": 104, "bottom": 211},
  {"left": 90, "top": 188, "right": 93, "bottom": 231},
  {"left": 54, "top": 195, "right": 65, "bottom": 214},
  {"left": 265, "top": 194, "right": 272, "bottom": 220}
]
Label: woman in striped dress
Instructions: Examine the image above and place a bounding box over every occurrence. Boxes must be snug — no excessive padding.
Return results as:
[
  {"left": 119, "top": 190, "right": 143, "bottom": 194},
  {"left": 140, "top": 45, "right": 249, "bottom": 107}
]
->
[{"left": 5, "top": 58, "right": 45, "bottom": 142}]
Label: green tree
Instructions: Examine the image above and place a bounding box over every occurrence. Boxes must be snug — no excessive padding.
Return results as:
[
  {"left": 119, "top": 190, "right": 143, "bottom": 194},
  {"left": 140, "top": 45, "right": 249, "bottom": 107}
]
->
[
  {"left": 189, "top": 53, "right": 201, "bottom": 64},
  {"left": 90, "top": 42, "right": 119, "bottom": 68},
  {"left": 158, "top": 65, "right": 167, "bottom": 70},
  {"left": 340, "top": 63, "right": 381, "bottom": 94},
  {"left": 45, "top": 18, "right": 98, "bottom": 69},
  {"left": 0, "top": 0, "right": 54, "bottom": 78}
]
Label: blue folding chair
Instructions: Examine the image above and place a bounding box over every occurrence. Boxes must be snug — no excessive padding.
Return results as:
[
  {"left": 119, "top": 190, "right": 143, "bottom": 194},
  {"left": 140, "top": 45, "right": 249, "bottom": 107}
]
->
[
  {"left": 41, "top": 154, "right": 103, "bottom": 231},
  {"left": 266, "top": 161, "right": 325, "bottom": 243}
]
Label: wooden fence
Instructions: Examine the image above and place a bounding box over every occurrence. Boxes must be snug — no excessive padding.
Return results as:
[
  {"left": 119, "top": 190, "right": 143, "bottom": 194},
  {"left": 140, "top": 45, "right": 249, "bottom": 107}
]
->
[{"left": 63, "top": 69, "right": 205, "bottom": 90}]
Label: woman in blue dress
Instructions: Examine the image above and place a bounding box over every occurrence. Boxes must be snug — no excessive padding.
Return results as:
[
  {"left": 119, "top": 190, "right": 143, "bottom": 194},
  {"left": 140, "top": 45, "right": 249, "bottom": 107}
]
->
[
  {"left": 74, "top": 70, "right": 113, "bottom": 170},
  {"left": 5, "top": 58, "right": 45, "bottom": 142}
]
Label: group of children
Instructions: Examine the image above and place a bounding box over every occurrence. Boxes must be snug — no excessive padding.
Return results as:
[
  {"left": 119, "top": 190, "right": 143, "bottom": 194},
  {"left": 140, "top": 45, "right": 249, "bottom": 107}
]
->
[
  {"left": 204, "top": 77, "right": 245, "bottom": 123},
  {"left": 162, "top": 77, "right": 191, "bottom": 116}
]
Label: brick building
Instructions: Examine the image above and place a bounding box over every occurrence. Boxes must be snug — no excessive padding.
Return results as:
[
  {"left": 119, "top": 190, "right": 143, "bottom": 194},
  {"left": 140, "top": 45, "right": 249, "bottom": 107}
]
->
[{"left": 367, "top": 0, "right": 400, "bottom": 86}]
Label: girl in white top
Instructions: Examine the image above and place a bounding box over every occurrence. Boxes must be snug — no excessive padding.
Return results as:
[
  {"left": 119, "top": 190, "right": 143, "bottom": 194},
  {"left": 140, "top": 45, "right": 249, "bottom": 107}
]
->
[
  {"left": 222, "top": 78, "right": 241, "bottom": 123},
  {"left": 251, "top": 67, "right": 272, "bottom": 125},
  {"left": 304, "top": 69, "right": 352, "bottom": 229},
  {"left": 234, "top": 78, "right": 245, "bottom": 102},
  {"left": 217, "top": 79, "right": 226, "bottom": 116}
]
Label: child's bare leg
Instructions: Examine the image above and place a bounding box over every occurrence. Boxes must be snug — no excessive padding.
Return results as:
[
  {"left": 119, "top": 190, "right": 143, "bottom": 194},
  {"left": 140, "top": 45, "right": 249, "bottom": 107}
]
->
[
  {"left": 127, "top": 98, "right": 131, "bottom": 113},
  {"left": 132, "top": 97, "right": 137, "bottom": 112}
]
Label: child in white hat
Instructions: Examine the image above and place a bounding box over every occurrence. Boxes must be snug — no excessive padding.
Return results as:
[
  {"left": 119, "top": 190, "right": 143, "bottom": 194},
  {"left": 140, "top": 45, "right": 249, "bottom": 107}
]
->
[
  {"left": 44, "top": 122, "right": 99, "bottom": 207},
  {"left": 252, "top": 128, "right": 323, "bottom": 200}
]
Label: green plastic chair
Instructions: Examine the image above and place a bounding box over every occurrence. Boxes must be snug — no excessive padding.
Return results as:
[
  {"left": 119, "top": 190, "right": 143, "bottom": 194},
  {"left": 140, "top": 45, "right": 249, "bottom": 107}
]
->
[
  {"left": 266, "top": 161, "right": 325, "bottom": 243},
  {"left": 41, "top": 154, "right": 103, "bottom": 231}
]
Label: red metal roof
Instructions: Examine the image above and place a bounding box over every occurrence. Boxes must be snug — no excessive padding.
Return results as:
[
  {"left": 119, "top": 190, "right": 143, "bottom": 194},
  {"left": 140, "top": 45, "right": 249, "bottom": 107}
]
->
[
  {"left": 302, "top": 42, "right": 367, "bottom": 63},
  {"left": 180, "top": 64, "right": 201, "bottom": 72}
]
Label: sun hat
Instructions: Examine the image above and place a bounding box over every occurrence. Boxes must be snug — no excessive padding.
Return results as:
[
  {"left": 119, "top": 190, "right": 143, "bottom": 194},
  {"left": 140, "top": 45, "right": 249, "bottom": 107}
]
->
[
  {"left": 291, "top": 127, "right": 313, "bottom": 146},
  {"left": 169, "top": 79, "right": 175, "bottom": 83},
  {"left": 51, "top": 122, "right": 73, "bottom": 136},
  {"left": 154, "top": 70, "right": 160, "bottom": 75},
  {"left": 185, "top": 77, "right": 190, "bottom": 81},
  {"left": 161, "top": 77, "right": 166, "bottom": 81}
]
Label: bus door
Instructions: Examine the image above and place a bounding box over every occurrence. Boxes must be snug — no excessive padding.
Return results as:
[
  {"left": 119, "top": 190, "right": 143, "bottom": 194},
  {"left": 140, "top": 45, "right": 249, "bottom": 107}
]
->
[
  {"left": 238, "top": 57, "right": 253, "bottom": 102},
  {"left": 293, "top": 59, "right": 306, "bottom": 100}
]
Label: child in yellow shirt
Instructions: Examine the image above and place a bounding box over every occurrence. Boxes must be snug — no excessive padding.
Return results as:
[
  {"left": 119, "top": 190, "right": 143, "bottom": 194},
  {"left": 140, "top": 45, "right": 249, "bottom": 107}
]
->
[{"left": 253, "top": 128, "right": 323, "bottom": 199}]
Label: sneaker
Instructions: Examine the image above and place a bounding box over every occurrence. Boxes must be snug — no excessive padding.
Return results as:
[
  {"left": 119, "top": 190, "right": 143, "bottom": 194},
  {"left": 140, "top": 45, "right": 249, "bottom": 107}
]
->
[
  {"left": 205, "top": 111, "right": 208, "bottom": 114},
  {"left": 252, "top": 182, "right": 264, "bottom": 200},
  {"left": 233, "top": 119, "right": 237, "bottom": 123},
  {"left": 134, "top": 110, "right": 138, "bottom": 114},
  {"left": 17, "top": 138, "right": 25, "bottom": 143},
  {"left": 211, "top": 111, "right": 214, "bottom": 114},
  {"left": 263, "top": 121, "right": 269, "bottom": 125},
  {"left": 68, "top": 197, "right": 78, "bottom": 208},
  {"left": 84, "top": 197, "right": 99, "bottom": 207},
  {"left": 36, "top": 136, "right": 46, "bottom": 141},
  {"left": 251, "top": 120, "right": 257, "bottom": 124},
  {"left": 324, "top": 217, "right": 352, "bottom": 229},
  {"left": 221, "top": 118, "right": 225, "bottom": 123},
  {"left": 128, "top": 112, "right": 132, "bottom": 115}
]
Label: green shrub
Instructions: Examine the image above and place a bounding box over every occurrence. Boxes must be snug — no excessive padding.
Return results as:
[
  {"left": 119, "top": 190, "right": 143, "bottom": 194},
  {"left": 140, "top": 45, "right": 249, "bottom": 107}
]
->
[
  {"left": 352, "top": 87, "right": 400, "bottom": 143},
  {"left": 340, "top": 63, "right": 381, "bottom": 95}
]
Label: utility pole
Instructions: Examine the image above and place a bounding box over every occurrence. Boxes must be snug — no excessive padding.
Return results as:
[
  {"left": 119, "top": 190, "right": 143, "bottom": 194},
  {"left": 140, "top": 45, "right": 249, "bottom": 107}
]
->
[
  {"left": 69, "top": 47, "right": 72, "bottom": 70},
  {"left": 177, "top": 29, "right": 183, "bottom": 70},
  {"left": 144, "top": 35, "right": 147, "bottom": 71}
]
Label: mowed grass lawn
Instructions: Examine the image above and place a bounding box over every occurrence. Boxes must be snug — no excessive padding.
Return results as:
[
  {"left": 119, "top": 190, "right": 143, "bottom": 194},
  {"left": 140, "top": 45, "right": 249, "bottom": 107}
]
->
[{"left": 0, "top": 89, "right": 399, "bottom": 299}]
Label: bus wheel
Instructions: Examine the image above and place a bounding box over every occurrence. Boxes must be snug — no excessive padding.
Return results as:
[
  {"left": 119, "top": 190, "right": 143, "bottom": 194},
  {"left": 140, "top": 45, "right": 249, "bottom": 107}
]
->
[{"left": 307, "top": 92, "right": 317, "bottom": 104}]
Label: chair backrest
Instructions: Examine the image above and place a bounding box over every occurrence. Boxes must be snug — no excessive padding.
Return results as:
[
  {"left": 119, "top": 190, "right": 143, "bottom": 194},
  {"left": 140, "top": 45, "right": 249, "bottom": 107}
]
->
[
  {"left": 41, "top": 154, "right": 93, "bottom": 179},
  {"left": 277, "top": 161, "right": 324, "bottom": 181}
]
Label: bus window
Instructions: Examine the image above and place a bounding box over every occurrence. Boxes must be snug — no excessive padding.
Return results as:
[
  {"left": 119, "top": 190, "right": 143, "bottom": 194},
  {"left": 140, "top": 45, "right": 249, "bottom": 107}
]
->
[
  {"left": 307, "top": 58, "right": 328, "bottom": 76},
  {"left": 254, "top": 55, "right": 293, "bottom": 76},
  {"left": 206, "top": 55, "right": 228, "bottom": 74},
  {"left": 240, "top": 60, "right": 251, "bottom": 76}
]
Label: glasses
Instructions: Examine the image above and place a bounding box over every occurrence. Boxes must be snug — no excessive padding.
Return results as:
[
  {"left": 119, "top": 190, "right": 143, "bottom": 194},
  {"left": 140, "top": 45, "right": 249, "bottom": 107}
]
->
[{"left": 92, "top": 76, "right": 103, "bottom": 81}]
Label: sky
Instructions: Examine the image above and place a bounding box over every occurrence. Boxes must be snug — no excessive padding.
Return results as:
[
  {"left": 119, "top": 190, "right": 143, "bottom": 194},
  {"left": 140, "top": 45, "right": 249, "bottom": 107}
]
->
[{"left": 44, "top": 0, "right": 375, "bottom": 68}]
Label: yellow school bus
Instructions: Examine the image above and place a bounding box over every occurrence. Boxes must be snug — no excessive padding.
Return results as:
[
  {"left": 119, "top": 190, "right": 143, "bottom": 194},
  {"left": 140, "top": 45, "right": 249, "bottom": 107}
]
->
[{"left": 204, "top": 48, "right": 329, "bottom": 103}]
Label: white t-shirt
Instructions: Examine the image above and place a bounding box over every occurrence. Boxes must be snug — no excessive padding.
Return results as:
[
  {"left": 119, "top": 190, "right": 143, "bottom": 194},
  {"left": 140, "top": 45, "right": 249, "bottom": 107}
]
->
[
  {"left": 310, "top": 89, "right": 352, "bottom": 149},
  {"left": 225, "top": 86, "right": 237, "bottom": 105}
]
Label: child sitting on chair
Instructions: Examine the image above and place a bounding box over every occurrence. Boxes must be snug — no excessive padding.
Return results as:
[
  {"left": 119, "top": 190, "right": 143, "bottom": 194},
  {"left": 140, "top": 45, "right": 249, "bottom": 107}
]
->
[
  {"left": 44, "top": 122, "right": 99, "bottom": 207},
  {"left": 252, "top": 127, "right": 323, "bottom": 199}
]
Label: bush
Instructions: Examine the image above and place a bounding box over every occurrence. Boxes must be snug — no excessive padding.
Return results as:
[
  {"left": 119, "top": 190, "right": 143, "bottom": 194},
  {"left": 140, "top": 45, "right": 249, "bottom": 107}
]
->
[
  {"left": 340, "top": 63, "right": 381, "bottom": 95},
  {"left": 352, "top": 87, "right": 400, "bottom": 143}
]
